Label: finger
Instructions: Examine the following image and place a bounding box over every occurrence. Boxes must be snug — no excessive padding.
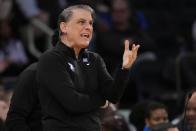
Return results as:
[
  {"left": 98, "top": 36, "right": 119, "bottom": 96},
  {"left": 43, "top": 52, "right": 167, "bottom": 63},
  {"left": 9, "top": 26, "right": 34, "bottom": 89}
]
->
[
  {"left": 132, "top": 44, "right": 135, "bottom": 50},
  {"left": 133, "top": 44, "right": 140, "bottom": 52},
  {"left": 133, "top": 44, "right": 135, "bottom": 48},
  {"left": 136, "top": 44, "right": 140, "bottom": 48},
  {"left": 124, "top": 40, "right": 130, "bottom": 51},
  {"left": 135, "top": 45, "right": 140, "bottom": 52},
  {"left": 133, "top": 45, "right": 140, "bottom": 57},
  {"left": 131, "top": 45, "right": 139, "bottom": 54}
]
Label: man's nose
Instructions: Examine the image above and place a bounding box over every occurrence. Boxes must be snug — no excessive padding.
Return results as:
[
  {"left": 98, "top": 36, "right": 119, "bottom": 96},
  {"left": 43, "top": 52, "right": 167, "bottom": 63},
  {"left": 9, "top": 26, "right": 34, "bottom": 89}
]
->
[{"left": 85, "top": 24, "right": 92, "bottom": 30}]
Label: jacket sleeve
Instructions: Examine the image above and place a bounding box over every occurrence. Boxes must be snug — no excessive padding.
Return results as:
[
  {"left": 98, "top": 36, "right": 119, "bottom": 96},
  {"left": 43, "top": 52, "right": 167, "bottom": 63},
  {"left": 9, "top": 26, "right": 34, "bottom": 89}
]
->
[
  {"left": 37, "top": 53, "right": 105, "bottom": 113},
  {"left": 97, "top": 54, "right": 130, "bottom": 104},
  {"left": 6, "top": 70, "right": 36, "bottom": 131}
]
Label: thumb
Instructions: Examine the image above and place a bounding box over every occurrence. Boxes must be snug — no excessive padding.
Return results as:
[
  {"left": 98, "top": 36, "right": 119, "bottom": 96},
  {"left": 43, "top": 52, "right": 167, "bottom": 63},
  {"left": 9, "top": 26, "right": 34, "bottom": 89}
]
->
[{"left": 124, "top": 40, "right": 130, "bottom": 51}]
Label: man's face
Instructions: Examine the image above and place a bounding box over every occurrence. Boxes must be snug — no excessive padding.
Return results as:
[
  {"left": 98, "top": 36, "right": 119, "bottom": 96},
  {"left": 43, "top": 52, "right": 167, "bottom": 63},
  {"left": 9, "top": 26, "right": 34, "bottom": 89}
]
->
[
  {"left": 62, "top": 9, "right": 93, "bottom": 48},
  {"left": 186, "top": 92, "right": 196, "bottom": 129},
  {"left": 146, "top": 108, "right": 169, "bottom": 127}
]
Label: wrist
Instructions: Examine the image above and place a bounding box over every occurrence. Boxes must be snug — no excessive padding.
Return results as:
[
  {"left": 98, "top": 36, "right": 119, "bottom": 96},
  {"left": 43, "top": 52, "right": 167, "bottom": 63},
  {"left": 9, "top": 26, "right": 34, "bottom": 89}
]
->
[{"left": 121, "top": 66, "right": 130, "bottom": 71}]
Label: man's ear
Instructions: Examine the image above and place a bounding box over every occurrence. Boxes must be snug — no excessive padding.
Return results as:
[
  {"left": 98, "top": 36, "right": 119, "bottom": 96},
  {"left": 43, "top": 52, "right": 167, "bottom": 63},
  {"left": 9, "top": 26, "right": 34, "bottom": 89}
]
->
[
  {"left": 60, "top": 22, "right": 67, "bottom": 34},
  {"left": 145, "top": 118, "right": 150, "bottom": 127}
]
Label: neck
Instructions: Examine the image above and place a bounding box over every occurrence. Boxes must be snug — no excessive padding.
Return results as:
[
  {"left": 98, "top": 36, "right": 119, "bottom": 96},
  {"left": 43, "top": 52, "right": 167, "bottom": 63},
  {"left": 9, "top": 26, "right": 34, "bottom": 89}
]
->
[
  {"left": 73, "top": 48, "right": 81, "bottom": 58},
  {"left": 61, "top": 35, "right": 81, "bottom": 58}
]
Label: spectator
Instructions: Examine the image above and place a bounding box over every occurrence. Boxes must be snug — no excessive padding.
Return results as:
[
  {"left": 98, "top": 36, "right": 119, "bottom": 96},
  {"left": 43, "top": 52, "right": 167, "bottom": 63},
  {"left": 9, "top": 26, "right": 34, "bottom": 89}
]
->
[
  {"left": 6, "top": 63, "right": 42, "bottom": 131},
  {"left": 5, "top": 30, "right": 59, "bottom": 131},
  {"left": 143, "top": 101, "right": 169, "bottom": 131},
  {"left": 184, "top": 89, "right": 196, "bottom": 130},
  {"left": 101, "top": 104, "right": 130, "bottom": 131},
  {"left": 0, "top": 19, "right": 29, "bottom": 76},
  {"left": 101, "top": 115, "right": 130, "bottom": 131},
  {"left": 177, "top": 88, "right": 196, "bottom": 131},
  {"left": 129, "top": 100, "right": 156, "bottom": 131}
]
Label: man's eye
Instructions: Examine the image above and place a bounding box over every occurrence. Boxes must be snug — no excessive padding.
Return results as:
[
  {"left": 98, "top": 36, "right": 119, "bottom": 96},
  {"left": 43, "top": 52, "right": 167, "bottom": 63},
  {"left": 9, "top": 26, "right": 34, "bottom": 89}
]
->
[{"left": 79, "top": 21, "right": 85, "bottom": 24}]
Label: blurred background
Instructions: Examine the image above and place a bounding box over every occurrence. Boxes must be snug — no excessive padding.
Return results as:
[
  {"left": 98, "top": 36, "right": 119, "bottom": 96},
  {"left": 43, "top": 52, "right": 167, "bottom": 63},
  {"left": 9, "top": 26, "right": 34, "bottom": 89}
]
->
[{"left": 0, "top": 0, "right": 196, "bottom": 130}]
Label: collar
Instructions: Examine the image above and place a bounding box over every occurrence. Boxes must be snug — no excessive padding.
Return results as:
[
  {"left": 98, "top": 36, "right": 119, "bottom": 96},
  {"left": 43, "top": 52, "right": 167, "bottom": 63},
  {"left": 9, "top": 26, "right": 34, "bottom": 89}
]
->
[
  {"left": 55, "top": 41, "right": 86, "bottom": 60},
  {"left": 143, "top": 125, "right": 150, "bottom": 131}
]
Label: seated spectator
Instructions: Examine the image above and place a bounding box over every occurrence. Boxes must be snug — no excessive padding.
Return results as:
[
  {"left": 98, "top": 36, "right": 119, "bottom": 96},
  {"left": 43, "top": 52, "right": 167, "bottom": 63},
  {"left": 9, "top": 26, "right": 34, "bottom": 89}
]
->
[
  {"left": 101, "top": 115, "right": 129, "bottom": 131},
  {"left": 129, "top": 99, "right": 156, "bottom": 131},
  {"left": 101, "top": 104, "right": 130, "bottom": 131},
  {"left": 144, "top": 101, "right": 169, "bottom": 131},
  {"left": 6, "top": 63, "right": 42, "bottom": 131},
  {"left": 177, "top": 88, "right": 196, "bottom": 131},
  {"left": 150, "top": 122, "right": 179, "bottom": 131},
  {"left": 5, "top": 29, "right": 58, "bottom": 131},
  {"left": 0, "top": 19, "right": 29, "bottom": 76}
]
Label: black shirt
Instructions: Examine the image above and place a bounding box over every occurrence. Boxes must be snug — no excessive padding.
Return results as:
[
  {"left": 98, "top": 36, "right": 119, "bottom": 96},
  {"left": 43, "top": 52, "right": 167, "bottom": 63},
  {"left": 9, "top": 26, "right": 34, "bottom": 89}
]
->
[
  {"left": 6, "top": 63, "right": 42, "bottom": 131},
  {"left": 0, "top": 119, "right": 8, "bottom": 131},
  {"left": 37, "top": 42, "right": 129, "bottom": 131}
]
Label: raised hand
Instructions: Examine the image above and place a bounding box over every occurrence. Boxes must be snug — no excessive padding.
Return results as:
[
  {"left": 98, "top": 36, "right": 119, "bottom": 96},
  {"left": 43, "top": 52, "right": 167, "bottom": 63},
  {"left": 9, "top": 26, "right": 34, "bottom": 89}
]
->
[{"left": 122, "top": 40, "right": 140, "bottom": 69}]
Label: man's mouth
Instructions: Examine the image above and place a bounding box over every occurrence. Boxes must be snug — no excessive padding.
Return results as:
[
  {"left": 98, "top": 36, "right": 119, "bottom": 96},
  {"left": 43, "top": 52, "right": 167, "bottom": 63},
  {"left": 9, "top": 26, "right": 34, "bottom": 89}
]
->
[{"left": 80, "top": 33, "right": 90, "bottom": 39}]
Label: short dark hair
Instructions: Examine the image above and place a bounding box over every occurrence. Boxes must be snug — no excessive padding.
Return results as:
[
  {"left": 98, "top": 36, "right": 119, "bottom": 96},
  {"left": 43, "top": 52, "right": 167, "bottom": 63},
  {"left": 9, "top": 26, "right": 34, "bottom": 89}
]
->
[
  {"left": 145, "top": 102, "right": 167, "bottom": 119},
  {"left": 58, "top": 4, "right": 95, "bottom": 35},
  {"left": 51, "top": 4, "right": 95, "bottom": 45},
  {"left": 183, "top": 88, "right": 196, "bottom": 129}
]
